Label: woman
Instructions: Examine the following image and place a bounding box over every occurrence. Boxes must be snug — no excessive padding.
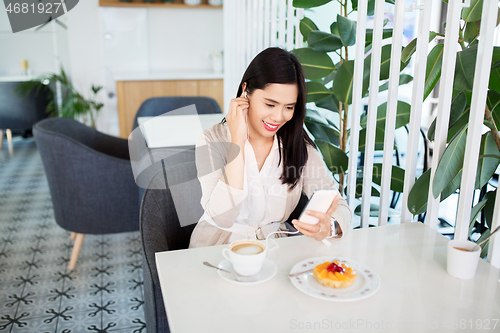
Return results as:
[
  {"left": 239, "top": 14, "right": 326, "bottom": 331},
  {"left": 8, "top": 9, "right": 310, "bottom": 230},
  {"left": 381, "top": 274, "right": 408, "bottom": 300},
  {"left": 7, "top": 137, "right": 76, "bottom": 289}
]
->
[{"left": 189, "top": 47, "right": 351, "bottom": 248}]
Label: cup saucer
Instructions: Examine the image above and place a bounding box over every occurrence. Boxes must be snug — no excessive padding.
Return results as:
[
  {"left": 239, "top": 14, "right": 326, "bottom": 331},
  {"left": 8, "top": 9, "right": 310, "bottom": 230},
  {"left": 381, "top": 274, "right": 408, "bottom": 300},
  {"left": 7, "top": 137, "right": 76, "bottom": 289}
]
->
[{"left": 217, "top": 258, "right": 277, "bottom": 285}]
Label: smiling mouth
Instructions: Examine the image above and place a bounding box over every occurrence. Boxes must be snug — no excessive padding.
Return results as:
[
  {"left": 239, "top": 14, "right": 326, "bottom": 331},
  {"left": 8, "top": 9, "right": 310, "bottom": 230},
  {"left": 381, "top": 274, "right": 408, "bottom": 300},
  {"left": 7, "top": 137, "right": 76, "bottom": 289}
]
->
[{"left": 263, "top": 121, "right": 279, "bottom": 131}]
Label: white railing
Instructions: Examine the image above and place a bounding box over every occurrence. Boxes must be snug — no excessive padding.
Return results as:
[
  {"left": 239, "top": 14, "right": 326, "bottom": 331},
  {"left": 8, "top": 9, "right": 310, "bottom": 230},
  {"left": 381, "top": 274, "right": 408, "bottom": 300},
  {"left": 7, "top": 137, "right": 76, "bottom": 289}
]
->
[
  {"left": 223, "top": 0, "right": 303, "bottom": 109},
  {"left": 224, "top": 0, "right": 500, "bottom": 268}
]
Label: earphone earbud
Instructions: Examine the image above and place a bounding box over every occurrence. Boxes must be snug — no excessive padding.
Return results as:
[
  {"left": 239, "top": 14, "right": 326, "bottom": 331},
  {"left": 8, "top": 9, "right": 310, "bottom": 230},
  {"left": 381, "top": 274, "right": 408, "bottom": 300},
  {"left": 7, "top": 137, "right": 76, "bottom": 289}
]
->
[{"left": 244, "top": 91, "right": 247, "bottom": 98}]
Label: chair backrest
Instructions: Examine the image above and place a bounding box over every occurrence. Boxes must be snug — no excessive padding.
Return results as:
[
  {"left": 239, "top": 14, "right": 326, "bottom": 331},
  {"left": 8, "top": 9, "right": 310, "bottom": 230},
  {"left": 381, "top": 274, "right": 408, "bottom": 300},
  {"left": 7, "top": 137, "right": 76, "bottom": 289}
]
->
[
  {"left": 140, "top": 158, "right": 200, "bottom": 333},
  {"left": 33, "top": 117, "right": 139, "bottom": 234},
  {"left": 0, "top": 81, "right": 52, "bottom": 130},
  {"left": 132, "top": 96, "right": 221, "bottom": 132}
]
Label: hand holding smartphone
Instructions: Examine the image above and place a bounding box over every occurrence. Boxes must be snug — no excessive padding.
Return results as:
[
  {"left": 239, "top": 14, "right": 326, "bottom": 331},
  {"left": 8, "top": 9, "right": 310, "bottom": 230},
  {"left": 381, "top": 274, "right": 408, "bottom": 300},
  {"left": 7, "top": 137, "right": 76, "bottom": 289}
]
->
[{"left": 298, "top": 189, "right": 338, "bottom": 225}]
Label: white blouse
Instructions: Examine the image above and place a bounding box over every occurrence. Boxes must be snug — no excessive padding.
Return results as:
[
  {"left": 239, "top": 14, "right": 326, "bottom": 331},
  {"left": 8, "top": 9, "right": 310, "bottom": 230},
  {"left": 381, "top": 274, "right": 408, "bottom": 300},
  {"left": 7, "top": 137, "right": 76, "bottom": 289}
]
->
[{"left": 202, "top": 134, "right": 289, "bottom": 243}]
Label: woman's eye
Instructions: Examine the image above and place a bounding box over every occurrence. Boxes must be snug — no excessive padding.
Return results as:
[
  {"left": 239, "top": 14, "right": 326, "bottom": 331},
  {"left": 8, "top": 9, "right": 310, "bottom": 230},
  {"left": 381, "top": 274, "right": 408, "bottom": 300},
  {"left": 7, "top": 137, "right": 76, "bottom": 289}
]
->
[
  {"left": 266, "top": 103, "right": 275, "bottom": 107},
  {"left": 286, "top": 106, "right": 294, "bottom": 110}
]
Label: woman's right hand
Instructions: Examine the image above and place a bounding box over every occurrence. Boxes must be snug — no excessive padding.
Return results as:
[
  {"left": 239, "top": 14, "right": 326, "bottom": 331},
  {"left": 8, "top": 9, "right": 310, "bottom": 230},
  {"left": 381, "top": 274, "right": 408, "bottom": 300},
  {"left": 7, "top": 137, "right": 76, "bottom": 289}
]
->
[{"left": 226, "top": 90, "right": 249, "bottom": 145}]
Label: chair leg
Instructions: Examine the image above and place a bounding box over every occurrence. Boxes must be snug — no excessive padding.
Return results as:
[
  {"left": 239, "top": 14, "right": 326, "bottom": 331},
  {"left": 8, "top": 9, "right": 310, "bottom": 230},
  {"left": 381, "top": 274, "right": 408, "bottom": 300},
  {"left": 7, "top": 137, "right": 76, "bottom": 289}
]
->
[
  {"left": 70, "top": 232, "right": 76, "bottom": 240},
  {"left": 68, "top": 233, "right": 85, "bottom": 271},
  {"left": 6, "top": 129, "right": 12, "bottom": 154},
  {"left": 0, "top": 129, "right": 3, "bottom": 150}
]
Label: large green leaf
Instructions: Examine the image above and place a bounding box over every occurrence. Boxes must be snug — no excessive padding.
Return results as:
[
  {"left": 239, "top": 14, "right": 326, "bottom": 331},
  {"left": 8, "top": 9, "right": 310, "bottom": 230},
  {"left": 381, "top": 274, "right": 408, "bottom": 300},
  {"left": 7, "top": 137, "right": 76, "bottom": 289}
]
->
[
  {"left": 305, "top": 111, "right": 340, "bottom": 146},
  {"left": 330, "top": 22, "right": 339, "bottom": 36},
  {"left": 292, "top": 48, "right": 335, "bottom": 80},
  {"left": 469, "top": 197, "right": 489, "bottom": 235},
  {"left": 360, "top": 101, "right": 411, "bottom": 130},
  {"left": 476, "top": 132, "right": 500, "bottom": 189},
  {"left": 348, "top": 173, "right": 381, "bottom": 198},
  {"left": 306, "top": 81, "right": 333, "bottom": 103},
  {"left": 315, "top": 93, "right": 340, "bottom": 113},
  {"left": 378, "top": 74, "right": 413, "bottom": 93},
  {"left": 447, "top": 109, "right": 470, "bottom": 143},
  {"left": 365, "top": 28, "right": 393, "bottom": 43},
  {"left": 408, "top": 169, "right": 430, "bottom": 215},
  {"left": 332, "top": 60, "right": 354, "bottom": 105},
  {"left": 358, "top": 127, "right": 391, "bottom": 152},
  {"left": 489, "top": 47, "right": 500, "bottom": 93},
  {"left": 483, "top": 190, "right": 496, "bottom": 230},
  {"left": 322, "top": 69, "right": 336, "bottom": 85},
  {"left": 362, "top": 45, "right": 410, "bottom": 89},
  {"left": 315, "top": 140, "right": 348, "bottom": 174},
  {"left": 337, "top": 14, "right": 356, "bottom": 47},
  {"left": 455, "top": 44, "right": 478, "bottom": 92},
  {"left": 401, "top": 31, "right": 438, "bottom": 63},
  {"left": 427, "top": 91, "right": 467, "bottom": 141},
  {"left": 464, "top": 21, "right": 480, "bottom": 44},
  {"left": 432, "top": 125, "right": 468, "bottom": 199},
  {"left": 308, "top": 31, "right": 343, "bottom": 53},
  {"left": 293, "top": 0, "right": 332, "bottom": 8},
  {"left": 371, "top": 163, "right": 405, "bottom": 192},
  {"left": 424, "top": 44, "right": 444, "bottom": 101},
  {"left": 461, "top": 0, "right": 483, "bottom": 22},
  {"left": 487, "top": 90, "right": 500, "bottom": 128},
  {"left": 299, "top": 17, "right": 318, "bottom": 40}
]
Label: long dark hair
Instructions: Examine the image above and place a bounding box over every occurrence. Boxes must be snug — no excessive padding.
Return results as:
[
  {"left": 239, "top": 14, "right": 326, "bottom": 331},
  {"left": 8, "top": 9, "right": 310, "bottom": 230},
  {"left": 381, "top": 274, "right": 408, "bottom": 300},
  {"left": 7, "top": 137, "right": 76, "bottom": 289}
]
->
[{"left": 225, "top": 47, "right": 315, "bottom": 190}]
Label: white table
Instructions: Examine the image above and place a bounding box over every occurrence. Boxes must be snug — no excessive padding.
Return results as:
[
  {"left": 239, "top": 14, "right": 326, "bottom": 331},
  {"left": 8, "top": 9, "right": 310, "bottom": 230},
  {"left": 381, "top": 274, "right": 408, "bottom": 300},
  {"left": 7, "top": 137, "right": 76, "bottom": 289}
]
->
[
  {"left": 138, "top": 113, "right": 223, "bottom": 148},
  {"left": 156, "top": 223, "right": 500, "bottom": 333}
]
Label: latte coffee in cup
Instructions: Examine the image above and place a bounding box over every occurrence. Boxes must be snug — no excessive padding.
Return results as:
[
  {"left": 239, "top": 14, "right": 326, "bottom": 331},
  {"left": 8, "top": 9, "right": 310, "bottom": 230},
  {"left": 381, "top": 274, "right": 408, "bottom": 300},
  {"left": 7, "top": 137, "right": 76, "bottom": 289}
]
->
[{"left": 223, "top": 240, "right": 267, "bottom": 276}]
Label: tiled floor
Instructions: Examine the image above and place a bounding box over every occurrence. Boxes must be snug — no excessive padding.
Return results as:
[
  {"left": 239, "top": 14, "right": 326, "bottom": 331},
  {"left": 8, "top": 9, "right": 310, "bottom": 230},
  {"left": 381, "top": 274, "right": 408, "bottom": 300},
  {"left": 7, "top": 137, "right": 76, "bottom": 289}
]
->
[{"left": 0, "top": 137, "right": 146, "bottom": 333}]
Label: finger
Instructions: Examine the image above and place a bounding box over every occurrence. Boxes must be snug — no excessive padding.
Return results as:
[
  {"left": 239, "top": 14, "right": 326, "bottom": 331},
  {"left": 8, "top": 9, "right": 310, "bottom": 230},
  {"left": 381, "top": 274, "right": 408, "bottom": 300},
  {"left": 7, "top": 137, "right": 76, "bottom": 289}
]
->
[
  {"left": 294, "top": 225, "right": 315, "bottom": 238},
  {"left": 293, "top": 219, "right": 321, "bottom": 233},
  {"left": 326, "top": 195, "right": 340, "bottom": 216},
  {"left": 303, "top": 209, "right": 327, "bottom": 220}
]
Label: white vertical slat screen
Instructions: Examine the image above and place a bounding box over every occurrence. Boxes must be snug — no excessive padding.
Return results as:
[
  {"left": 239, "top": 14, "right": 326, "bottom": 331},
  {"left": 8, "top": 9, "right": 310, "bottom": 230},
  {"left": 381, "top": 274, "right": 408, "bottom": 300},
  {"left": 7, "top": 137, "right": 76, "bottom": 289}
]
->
[
  {"left": 223, "top": 0, "right": 304, "bottom": 113},
  {"left": 378, "top": 0, "right": 406, "bottom": 226},
  {"left": 454, "top": 1, "right": 497, "bottom": 243},
  {"left": 346, "top": 0, "right": 367, "bottom": 213},
  {"left": 400, "top": 0, "right": 433, "bottom": 224},
  {"left": 425, "top": 0, "right": 464, "bottom": 229},
  {"left": 224, "top": 0, "right": 500, "bottom": 268},
  {"left": 360, "top": 0, "right": 386, "bottom": 227}
]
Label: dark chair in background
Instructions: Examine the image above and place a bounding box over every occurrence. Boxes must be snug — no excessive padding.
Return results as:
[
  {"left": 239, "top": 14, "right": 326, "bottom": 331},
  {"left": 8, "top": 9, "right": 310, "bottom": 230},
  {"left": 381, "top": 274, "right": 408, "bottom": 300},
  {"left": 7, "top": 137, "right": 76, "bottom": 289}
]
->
[
  {"left": 0, "top": 81, "right": 51, "bottom": 149},
  {"left": 140, "top": 150, "right": 307, "bottom": 332},
  {"left": 132, "top": 96, "right": 222, "bottom": 132},
  {"left": 33, "top": 117, "right": 140, "bottom": 270}
]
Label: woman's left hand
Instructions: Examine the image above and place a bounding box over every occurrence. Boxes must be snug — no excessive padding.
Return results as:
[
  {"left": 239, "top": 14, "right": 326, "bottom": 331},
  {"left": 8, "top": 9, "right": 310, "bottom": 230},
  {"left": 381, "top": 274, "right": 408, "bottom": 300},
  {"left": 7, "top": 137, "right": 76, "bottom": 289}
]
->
[{"left": 291, "top": 195, "right": 339, "bottom": 241}]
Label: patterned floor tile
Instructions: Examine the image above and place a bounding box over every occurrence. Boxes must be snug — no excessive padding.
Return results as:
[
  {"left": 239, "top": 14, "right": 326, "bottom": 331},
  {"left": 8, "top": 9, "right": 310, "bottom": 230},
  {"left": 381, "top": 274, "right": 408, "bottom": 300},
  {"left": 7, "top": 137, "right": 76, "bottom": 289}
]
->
[{"left": 0, "top": 138, "right": 146, "bottom": 333}]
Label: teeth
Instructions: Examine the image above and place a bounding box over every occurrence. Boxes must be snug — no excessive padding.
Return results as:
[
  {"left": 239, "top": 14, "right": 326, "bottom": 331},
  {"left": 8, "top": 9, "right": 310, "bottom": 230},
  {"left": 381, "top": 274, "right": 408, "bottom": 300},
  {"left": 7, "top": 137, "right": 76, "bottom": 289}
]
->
[{"left": 264, "top": 121, "right": 278, "bottom": 129}]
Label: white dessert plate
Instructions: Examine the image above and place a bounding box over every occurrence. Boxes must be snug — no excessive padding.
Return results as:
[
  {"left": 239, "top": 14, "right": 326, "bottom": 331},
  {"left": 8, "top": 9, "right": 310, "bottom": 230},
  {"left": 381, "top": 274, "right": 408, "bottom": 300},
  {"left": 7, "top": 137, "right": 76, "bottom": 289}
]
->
[
  {"left": 218, "top": 258, "right": 277, "bottom": 285},
  {"left": 289, "top": 256, "right": 380, "bottom": 301}
]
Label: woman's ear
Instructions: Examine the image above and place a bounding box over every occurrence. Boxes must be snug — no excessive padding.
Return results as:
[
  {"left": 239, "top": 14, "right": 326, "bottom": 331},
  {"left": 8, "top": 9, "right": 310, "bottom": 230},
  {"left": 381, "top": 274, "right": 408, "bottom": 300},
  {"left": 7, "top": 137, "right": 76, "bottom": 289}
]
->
[{"left": 241, "top": 82, "right": 248, "bottom": 96}]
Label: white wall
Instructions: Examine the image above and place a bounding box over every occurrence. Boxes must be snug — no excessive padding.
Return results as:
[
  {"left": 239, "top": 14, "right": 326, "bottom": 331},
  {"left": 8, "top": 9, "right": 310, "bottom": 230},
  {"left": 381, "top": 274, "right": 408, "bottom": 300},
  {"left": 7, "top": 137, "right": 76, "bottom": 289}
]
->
[
  {"left": 1, "top": 1, "right": 223, "bottom": 136},
  {"left": 0, "top": 8, "right": 70, "bottom": 77}
]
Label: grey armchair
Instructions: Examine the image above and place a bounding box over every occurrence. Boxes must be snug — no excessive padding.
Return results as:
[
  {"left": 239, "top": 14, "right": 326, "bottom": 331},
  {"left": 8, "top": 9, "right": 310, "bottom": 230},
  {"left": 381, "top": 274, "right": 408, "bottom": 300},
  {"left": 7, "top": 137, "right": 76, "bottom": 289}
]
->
[
  {"left": 140, "top": 154, "right": 200, "bottom": 333},
  {"left": 0, "top": 81, "right": 51, "bottom": 149},
  {"left": 132, "top": 96, "right": 222, "bottom": 132},
  {"left": 33, "top": 117, "right": 139, "bottom": 270},
  {"left": 139, "top": 150, "right": 307, "bottom": 332}
]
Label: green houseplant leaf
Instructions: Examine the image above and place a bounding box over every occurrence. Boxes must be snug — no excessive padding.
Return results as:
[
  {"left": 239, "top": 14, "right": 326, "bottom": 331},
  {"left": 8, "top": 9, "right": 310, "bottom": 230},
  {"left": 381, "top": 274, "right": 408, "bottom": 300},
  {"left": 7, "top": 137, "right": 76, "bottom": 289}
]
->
[
  {"left": 306, "top": 81, "right": 334, "bottom": 102},
  {"left": 428, "top": 91, "right": 467, "bottom": 141},
  {"left": 305, "top": 110, "right": 340, "bottom": 146},
  {"left": 476, "top": 132, "right": 500, "bottom": 189},
  {"left": 461, "top": 0, "right": 483, "bottom": 22},
  {"left": 408, "top": 169, "right": 430, "bottom": 215},
  {"left": 358, "top": 127, "right": 392, "bottom": 152},
  {"left": 293, "top": 0, "right": 332, "bottom": 8},
  {"left": 401, "top": 31, "right": 438, "bottom": 63},
  {"left": 424, "top": 43, "right": 444, "bottom": 101},
  {"left": 332, "top": 60, "right": 354, "bottom": 104},
  {"left": 315, "top": 93, "right": 340, "bottom": 113},
  {"left": 308, "top": 31, "right": 343, "bottom": 53},
  {"left": 299, "top": 17, "right": 318, "bottom": 39},
  {"left": 365, "top": 28, "right": 393, "bottom": 43},
  {"left": 337, "top": 14, "right": 356, "bottom": 47},
  {"left": 432, "top": 125, "right": 468, "bottom": 199},
  {"left": 371, "top": 163, "right": 405, "bottom": 192},
  {"left": 360, "top": 101, "right": 411, "bottom": 130},
  {"left": 292, "top": 48, "right": 335, "bottom": 80},
  {"left": 315, "top": 140, "right": 348, "bottom": 174},
  {"left": 378, "top": 74, "right": 413, "bottom": 93}
]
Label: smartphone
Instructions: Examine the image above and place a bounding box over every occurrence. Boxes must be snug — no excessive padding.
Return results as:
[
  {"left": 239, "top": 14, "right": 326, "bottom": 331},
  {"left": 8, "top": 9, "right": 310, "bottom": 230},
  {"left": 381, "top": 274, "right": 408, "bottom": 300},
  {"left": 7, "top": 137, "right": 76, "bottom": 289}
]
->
[{"left": 298, "top": 189, "right": 338, "bottom": 225}]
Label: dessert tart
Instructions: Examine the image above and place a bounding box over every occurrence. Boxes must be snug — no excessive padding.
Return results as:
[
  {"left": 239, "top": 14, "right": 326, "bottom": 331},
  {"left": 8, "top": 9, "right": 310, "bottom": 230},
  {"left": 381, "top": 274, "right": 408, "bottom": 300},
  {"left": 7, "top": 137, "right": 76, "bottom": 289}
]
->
[{"left": 313, "top": 260, "right": 357, "bottom": 288}]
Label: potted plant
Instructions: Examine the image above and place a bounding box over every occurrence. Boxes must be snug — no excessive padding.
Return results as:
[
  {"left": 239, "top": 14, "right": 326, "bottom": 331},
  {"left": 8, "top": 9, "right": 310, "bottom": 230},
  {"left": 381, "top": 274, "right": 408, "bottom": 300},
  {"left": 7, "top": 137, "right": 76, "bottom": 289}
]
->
[{"left": 16, "top": 66, "right": 104, "bottom": 129}]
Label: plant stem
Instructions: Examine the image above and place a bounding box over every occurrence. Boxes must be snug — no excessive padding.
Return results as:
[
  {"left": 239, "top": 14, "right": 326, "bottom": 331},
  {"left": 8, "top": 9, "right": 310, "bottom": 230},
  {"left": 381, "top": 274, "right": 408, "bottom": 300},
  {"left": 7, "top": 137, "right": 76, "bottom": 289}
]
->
[
  {"left": 458, "top": 28, "right": 466, "bottom": 50},
  {"left": 485, "top": 106, "right": 500, "bottom": 153}
]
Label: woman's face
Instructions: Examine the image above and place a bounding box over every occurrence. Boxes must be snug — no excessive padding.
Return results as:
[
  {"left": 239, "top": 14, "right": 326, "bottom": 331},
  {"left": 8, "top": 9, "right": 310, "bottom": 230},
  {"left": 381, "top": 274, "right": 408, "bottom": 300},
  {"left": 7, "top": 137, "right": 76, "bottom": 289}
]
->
[{"left": 246, "top": 83, "right": 298, "bottom": 142}]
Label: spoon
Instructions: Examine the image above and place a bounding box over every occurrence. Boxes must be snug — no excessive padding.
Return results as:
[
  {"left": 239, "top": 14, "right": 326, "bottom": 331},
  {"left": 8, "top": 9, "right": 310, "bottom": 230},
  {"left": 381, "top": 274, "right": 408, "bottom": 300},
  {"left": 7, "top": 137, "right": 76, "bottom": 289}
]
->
[
  {"left": 203, "top": 261, "right": 256, "bottom": 282},
  {"left": 475, "top": 226, "right": 500, "bottom": 249}
]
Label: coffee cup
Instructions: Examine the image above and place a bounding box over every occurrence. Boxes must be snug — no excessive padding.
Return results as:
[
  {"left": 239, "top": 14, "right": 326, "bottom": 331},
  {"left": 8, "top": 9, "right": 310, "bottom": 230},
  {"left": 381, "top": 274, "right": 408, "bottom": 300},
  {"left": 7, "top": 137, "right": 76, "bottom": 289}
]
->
[
  {"left": 447, "top": 239, "right": 481, "bottom": 280},
  {"left": 222, "top": 239, "right": 277, "bottom": 276}
]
